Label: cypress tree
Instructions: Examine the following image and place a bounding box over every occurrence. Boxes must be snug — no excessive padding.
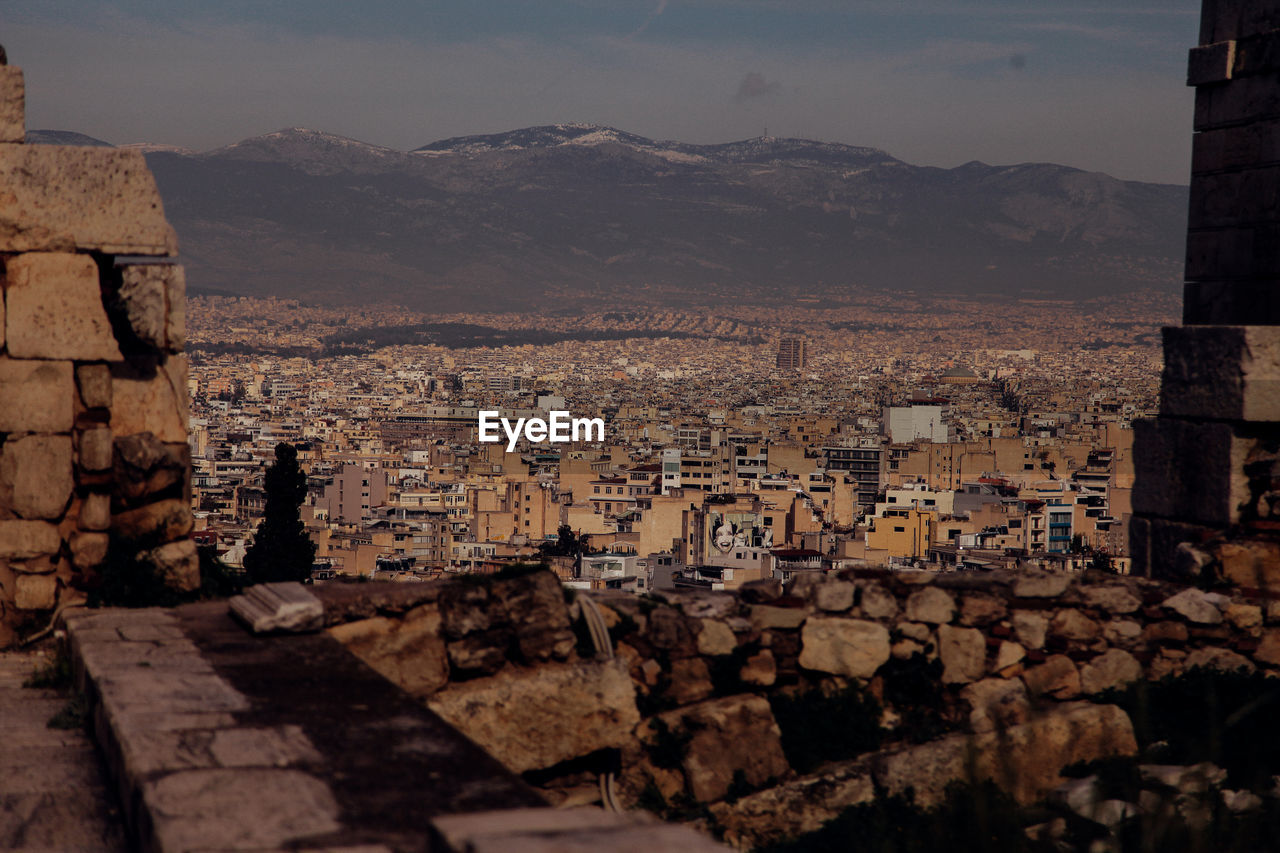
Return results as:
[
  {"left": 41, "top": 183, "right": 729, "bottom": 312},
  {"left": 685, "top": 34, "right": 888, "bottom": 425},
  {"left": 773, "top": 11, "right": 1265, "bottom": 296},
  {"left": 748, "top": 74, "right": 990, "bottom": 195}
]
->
[{"left": 244, "top": 442, "right": 316, "bottom": 584}]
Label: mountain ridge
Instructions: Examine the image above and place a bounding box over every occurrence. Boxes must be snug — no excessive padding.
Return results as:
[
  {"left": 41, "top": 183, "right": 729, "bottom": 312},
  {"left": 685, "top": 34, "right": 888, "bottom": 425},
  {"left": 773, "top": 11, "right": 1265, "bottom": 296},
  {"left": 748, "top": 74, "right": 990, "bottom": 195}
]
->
[{"left": 30, "top": 124, "right": 1187, "bottom": 310}]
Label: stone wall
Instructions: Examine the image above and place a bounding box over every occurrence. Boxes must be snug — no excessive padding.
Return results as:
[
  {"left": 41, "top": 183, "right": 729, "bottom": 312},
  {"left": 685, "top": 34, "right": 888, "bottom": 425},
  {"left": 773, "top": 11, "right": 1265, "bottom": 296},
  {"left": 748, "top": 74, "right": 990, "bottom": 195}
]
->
[
  {"left": 0, "top": 55, "right": 193, "bottom": 647},
  {"left": 1131, "top": 0, "right": 1280, "bottom": 577},
  {"left": 318, "top": 566, "right": 1280, "bottom": 849}
]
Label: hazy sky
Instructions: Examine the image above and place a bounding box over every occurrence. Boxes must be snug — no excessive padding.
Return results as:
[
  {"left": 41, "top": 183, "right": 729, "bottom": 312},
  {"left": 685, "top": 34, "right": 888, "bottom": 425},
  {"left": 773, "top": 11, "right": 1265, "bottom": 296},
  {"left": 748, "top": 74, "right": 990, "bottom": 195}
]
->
[{"left": 9, "top": 0, "right": 1199, "bottom": 183}]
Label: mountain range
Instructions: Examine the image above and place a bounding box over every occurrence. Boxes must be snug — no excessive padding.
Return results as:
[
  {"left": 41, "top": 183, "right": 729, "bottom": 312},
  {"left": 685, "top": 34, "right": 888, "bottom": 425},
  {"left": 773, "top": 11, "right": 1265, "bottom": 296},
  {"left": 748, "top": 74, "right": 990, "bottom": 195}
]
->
[{"left": 27, "top": 125, "right": 1188, "bottom": 310}]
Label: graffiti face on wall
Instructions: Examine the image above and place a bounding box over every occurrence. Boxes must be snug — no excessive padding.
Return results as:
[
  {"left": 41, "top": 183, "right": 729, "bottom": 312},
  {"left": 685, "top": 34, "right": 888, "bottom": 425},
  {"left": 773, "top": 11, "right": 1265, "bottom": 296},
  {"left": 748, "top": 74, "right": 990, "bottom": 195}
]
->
[{"left": 708, "top": 511, "right": 772, "bottom": 553}]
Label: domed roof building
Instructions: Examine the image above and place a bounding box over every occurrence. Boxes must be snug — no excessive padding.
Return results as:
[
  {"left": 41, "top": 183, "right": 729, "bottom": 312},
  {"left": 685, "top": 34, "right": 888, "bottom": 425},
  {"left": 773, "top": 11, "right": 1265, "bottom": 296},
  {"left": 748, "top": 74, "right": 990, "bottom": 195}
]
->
[{"left": 939, "top": 365, "right": 980, "bottom": 385}]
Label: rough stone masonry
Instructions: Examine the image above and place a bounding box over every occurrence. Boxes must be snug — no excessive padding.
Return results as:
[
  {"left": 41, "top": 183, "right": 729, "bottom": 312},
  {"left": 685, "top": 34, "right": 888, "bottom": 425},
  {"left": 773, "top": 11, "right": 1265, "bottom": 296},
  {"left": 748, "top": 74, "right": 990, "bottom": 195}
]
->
[
  {"left": 0, "top": 48, "right": 195, "bottom": 648},
  {"left": 1132, "top": 0, "right": 1280, "bottom": 587}
]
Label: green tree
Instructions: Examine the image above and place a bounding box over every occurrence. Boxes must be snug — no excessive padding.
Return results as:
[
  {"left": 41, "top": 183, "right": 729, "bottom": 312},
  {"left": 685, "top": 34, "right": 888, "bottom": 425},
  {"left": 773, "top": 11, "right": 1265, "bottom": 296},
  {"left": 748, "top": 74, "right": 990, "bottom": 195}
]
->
[{"left": 243, "top": 443, "right": 316, "bottom": 584}]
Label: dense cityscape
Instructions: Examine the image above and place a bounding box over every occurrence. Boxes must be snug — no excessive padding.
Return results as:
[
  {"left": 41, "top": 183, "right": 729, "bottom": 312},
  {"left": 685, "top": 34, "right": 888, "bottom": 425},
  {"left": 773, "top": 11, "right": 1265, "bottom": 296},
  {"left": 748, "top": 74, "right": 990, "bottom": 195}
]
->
[{"left": 186, "top": 291, "right": 1176, "bottom": 588}]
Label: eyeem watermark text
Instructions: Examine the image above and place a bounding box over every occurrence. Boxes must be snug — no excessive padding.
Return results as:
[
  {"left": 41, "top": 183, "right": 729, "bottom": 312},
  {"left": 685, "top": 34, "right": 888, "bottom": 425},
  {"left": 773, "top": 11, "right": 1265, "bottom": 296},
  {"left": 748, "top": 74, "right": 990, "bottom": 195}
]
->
[{"left": 478, "top": 410, "right": 605, "bottom": 452}]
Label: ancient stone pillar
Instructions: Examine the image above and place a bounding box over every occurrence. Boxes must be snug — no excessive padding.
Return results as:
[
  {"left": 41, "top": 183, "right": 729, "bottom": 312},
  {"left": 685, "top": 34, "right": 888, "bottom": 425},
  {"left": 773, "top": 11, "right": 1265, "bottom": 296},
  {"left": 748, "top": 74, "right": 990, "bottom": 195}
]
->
[
  {"left": 0, "top": 49, "right": 196, "bottom": 646},
  {"left": 1131, "top": 2, "right": 1280, "bottom": 589}
]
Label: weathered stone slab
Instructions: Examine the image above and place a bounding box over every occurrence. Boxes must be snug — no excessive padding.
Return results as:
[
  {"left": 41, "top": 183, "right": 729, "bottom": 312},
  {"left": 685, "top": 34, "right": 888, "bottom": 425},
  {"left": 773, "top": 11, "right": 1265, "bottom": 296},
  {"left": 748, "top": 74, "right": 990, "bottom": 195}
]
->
[
  {"left": 0, "top": 435, "right": 74, "bottom": 519},
  {"left": 78, "top": 427, "right": 113, "bottom": 472},
  {"left": 1132, "top": 418, "right": 1253, "bottom": 527},
  {"left": 110, "top": 354, "right": 189, "bottom": 443},
  {"left": 874, "top": 702, "right": 1136, "bottom": 807},
  {"left": 143, "top": 768, "right": 340, "bottom": 852},
  {"left": 0, "top": 146, "right": 177, "bottom": 254},
  {"left": 428, "top": 658, "right": 640, "bottom": 773},
  {"left": 111, "top": 498, "right": 193, "bottom": 542},
  {"left": 695, "top": 619, "right": 737, "bottom": 656},
  {"left": 116, "top": 262, "right": 185, "bottom": 351},
  {"left": 799, "top": 617, "right": 890, "bottom": 678},
  {"left": 1080, "top": 649, "right": 1143, "bottom": 694},
  {"left": 14, "top": 573, "right": 57, "bottom": 610},
  {"left": 75, "top": 363, "right": 112, "bottom": 409},
  {"left": 1161, "top": 325, "right": 1280, "bottom": 421},
  {"left": 4, "top": 253, "right": 122, "bottom": 360},
  {"left": 0, "top": 67, "right": 23, "bottom": 144},
  {"left": 710, "top": 758, "right": 874, "bottom": 849},
  {"left": 139, "top": 539, "right": 200, "bottom": 592},
  {"left": 657, "top": 694, "right": 791, "bottom": 803},
  {"left": 937, "top": 624, "right": 986, "bottom": 684},
  {"left": 433, "top": 808, "right": 724, "bottom": 853},
  {"left": 905, "top": 587, "right": 955, "bottom": 624},
  {"left": 230, "top": 583, "right": 324, "bottom": 634},
  {"left": 0, "top": 358, "right": 74, "bottom": 433},
  {"left": 0, "top": 520, "right": 60, "bottom": 559},
  {"left": 329, "top": 606, "right": 449, "bottom": 698}
]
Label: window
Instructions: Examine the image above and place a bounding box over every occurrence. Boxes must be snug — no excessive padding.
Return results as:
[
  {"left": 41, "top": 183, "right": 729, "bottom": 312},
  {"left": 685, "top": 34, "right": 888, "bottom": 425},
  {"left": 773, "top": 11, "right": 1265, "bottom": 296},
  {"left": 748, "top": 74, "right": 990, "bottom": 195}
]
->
[
  {"left": 594, "top": 486, "right": 600, "bottom": 494},
  {"left": 894, "top": 526, "right": 906, "bottom": 533}
]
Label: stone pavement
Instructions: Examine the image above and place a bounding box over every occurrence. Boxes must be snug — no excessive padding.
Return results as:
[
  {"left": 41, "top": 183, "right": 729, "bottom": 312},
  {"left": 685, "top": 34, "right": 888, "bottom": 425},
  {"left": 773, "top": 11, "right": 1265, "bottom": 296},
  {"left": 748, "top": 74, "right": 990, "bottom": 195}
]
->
[
  {"left": 0, "top": 647, "right": 127, "bottom": 852},
  {"left": 60, "top": 599, "right": 726, "bottom": 852}
]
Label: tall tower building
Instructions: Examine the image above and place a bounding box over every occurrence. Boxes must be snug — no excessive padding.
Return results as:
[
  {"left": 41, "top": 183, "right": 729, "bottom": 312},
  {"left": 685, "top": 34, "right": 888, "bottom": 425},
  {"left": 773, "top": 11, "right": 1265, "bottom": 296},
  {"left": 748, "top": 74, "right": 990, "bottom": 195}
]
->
[{"left": 776, "top": 337, "right": 807, "bottom": 370}]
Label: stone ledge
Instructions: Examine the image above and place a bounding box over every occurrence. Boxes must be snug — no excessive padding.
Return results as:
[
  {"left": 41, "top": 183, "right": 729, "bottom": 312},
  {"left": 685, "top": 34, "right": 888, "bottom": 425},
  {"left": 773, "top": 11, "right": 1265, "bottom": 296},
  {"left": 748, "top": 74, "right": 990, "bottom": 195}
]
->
[
  {"left": 1160, "top": 325, "right": 1280, "bottom": 421},
  {"left": 61, "top": 601, "right": 723, "bottom": 852},
  {"left": 0, "top": 145, "right": 177, "bottom": 255}
]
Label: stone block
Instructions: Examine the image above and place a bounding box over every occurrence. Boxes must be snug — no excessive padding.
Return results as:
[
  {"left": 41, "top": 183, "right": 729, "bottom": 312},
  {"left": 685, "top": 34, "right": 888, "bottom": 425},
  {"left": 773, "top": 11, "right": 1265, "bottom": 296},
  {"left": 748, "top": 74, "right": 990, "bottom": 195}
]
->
[
  {"left": 656, "top": 695, "right": 790, "bottom": 803},
  {"left": 143, "top": 769, "right": 340, "bottom": 853},
  {"left": 1080, "top": 649, "right": 1143, "bottom": 694},
  {"left": 1132, "top": 418, "right": 1253, "bottom": 527},
  {"left": 75, "top": 363, "right": 112, "bottom": 409},
  {"left": 428, "top": 658, "right": 640, "bottom": 774},
  {"left": 1188, "top": 40, "right": 1236, "bottom": 86},
  {"left": 1194, "top": 70, "right": 1280, "bottom": 132},
  {"left": 710, "top": 758, "right": 874, "bottom": 850},
  {"left": 1163, "top": 587, "right": 1226, "bottom": 624},
  {"left": 329, "top": 606, "right": 449, "bottom": 698},
  {"left": 110, "top": 354, "right": 189, "bottom": 443},
  {"left": 695, "top": 619, "right": 736, "bottom": 656},
  {"left": 904, "top": 586, "right": 955, "bottom": 624},
  {"left": 0, "top": 66, "right": 22, "bottom": 144},
  {"left": 14, "top": 573, "right": 57, "bottom": 610},
  {"left": 77, "top": 426, "right": 113, "bottom": 472},
  {"left": 78, "top": 492, "right": 111, "bottom": 532},
  {"left": 1185, "top": 646, "right": 1256, "bottom": 673},
  {"left": 115, "top": 262, "right": 185, "bottom": 351},
  {"left": 1011, "top": 611, "right": 1048, "bottom": 649},
  {"left": 0, "top": 435, "right": 74, "bottom": 519},
  {"left": 139, "top": 538, "right": 199, "bottom": 591},
  {"left": 798, "top": 617, "right": 890, "bottom": 678},
  {"left": 1022, "top": 654, "right": 1081, "bottom": 700},
  {"left": 858, "top": 581, "right": 898, "bottom": 619},
  {"left": 876, "top": 703, "right": 1136, "bottom": 808},
  {"left": 229, "top": 582, "right": 322, "bottom": 632},
  {"left": 960, "top": 677, "right": 1030, "bottom": 734},
  {"left": 0, "top": 146, "right": 176, "bottom": 255},
  {"left": 111, "top": 498, "right": 193, "bottom": 542},
  {"left": 1013, "top": 573, "right": 1071, "bottom": 598},
  {"left": 0, "top": 520, "right": 59, "bottom": 558},
  {"left": 814, "top": 579, "right": 855, "bottom": 612},
  {"left": 1161, "top": 325, "right": 1280, "bottom": 421},
  {"left": 1049, "top": 609, "right": 1101, "bottom": 641},
  {"left": 1129, "top": 515, "right": 1219, "bottom": 581},
  {"left": 936, "top": 624, "right": 986, "bottom": 684},
  {"left": 4, "top": 253, "right": 122, "bottom": 360},
  {"left": 1184, "top": 280, "right": 1280, "bottom": 326},
  {"left": 69, "top": 531, "right": 108, "bottom": 570},
  {"left": 1218, "top": 539, "right": 1280, "bottom": 591},
  {"left": 0, "top": 358, "right": 75, "bottom": 433}
]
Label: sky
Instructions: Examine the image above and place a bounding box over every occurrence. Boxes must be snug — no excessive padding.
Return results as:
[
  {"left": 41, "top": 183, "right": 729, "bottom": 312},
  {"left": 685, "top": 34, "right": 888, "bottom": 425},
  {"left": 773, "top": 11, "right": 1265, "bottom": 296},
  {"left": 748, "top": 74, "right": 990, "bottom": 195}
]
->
[{"left": 9, "top": 0, "right": 1200, "bottom": 184}]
